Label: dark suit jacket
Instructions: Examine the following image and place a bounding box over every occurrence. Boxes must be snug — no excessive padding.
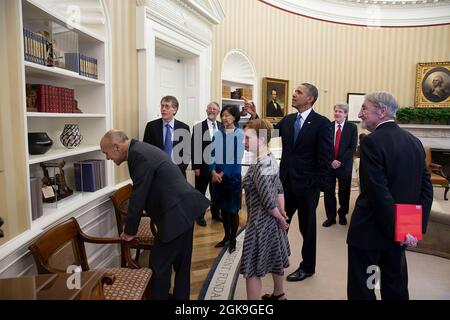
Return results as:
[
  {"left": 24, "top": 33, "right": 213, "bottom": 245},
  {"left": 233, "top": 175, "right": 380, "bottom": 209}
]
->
[
  {"left": 125, "top": 139, "right": 210, "bottom": 243},
  {"left": 347, "top": 122, "right": 433, "bottom": 250},
  {"left": 191, "top": 120, "right": 223, "bottom": 174},
  {"left": 277, "top": 110, "right": 333, "bottom": 193},
  {"left": 266, "top": 101, "right": 284, "bottom": 117},
  {"left": 143, "top": 118, "right": 190, "bottom": 175},
  {"left": 333, "top": 121, "right": 358, "bottom": 178}
]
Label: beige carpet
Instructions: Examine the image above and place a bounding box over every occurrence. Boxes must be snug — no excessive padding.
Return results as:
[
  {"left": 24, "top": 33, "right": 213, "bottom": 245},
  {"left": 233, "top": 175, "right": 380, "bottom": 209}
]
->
[{"left": 234, "top": 187, "right": 450, "bottom": 300}]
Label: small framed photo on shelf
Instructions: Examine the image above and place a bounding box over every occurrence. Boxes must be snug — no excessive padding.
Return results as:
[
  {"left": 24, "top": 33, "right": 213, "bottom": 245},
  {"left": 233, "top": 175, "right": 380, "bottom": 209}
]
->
[
  {"left": 262, "top": 77, "right": 289, "bottom": 123},
  {"left": 415, "top": 61, "right": 450, "bottom": 108},
  {"left": 346, "top": 93, "right": 365, "bottom": 122}
]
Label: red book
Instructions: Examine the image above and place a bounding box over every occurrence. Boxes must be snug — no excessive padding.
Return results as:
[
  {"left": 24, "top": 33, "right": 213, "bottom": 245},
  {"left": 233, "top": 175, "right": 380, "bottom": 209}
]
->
[{"left": 395, "top": 204, "right": 422, "bottom": 242}]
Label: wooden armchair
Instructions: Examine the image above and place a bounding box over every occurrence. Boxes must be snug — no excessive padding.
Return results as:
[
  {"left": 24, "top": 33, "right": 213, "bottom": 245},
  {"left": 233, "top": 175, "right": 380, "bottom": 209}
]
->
[
  {"left": 110, "top": 184, "right": 156, "bottom": 267},
  {"left": 425, "top": 147, "right": 449, "bottom": 200},
  {"left": 29, "top": 217, "right": 152, "bottom": 300}
]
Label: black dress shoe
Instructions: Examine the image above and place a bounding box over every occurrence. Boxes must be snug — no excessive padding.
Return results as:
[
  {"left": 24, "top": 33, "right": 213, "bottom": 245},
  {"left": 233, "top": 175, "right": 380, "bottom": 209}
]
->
[
  {"left": 287, "top": 268, "right": 314, "bottom": 282},
  {"left": 339, "top": 216, "right": 347, "bottom": 225},
  {"left": 215, "top": 239, "right": 229, "bottom": 248},
  {"left": 322, "top": 219, "right": 336, "bottom": 227},
  {"left": 196, "top": 218, "right": 207, "bottom": 227}
]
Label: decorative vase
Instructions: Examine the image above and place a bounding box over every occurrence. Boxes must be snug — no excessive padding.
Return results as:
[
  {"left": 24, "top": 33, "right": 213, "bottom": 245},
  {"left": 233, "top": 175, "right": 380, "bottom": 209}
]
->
[
  {"left": 28, "top": 132, "right": 53, "bottom": 155},
  {"left": 60, "top": 124, "right": 83, "bottom": 149}
]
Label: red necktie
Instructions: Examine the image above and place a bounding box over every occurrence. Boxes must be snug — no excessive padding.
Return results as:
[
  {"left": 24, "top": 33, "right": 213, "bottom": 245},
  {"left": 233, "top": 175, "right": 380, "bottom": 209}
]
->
[{"left": 334, "top": 124, "right": 341, "bottom": 159}]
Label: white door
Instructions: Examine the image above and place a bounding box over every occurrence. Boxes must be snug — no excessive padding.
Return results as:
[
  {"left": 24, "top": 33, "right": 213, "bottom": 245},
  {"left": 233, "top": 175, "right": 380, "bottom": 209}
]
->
[{"left": 155, "top": 55, "right": 189, "bottom": 124}]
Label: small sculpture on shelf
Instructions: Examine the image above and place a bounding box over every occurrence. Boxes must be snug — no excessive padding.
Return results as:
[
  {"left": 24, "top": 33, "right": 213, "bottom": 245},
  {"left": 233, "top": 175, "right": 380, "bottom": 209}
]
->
[
  {"left": 40, "top": 161, "right": 73, "bottom": 203},
  {"left": 60, "top": 124, "right": 83, "bottom": 148},
  {"left": 44, "top": 31, "right": 55, "bottom": 67},
  {"left": 73, "top": 99, "right": 83, "bottom": 113}
]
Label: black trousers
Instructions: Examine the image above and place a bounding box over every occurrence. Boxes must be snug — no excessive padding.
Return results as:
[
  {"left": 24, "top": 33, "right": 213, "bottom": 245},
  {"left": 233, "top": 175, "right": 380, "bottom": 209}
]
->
[
  {"left": 323, "top": 173, "right": 352, "bottom": 220},
  {"left": 284, "top": 182, "right": 320, "bottom": 274},
  {"left": 149, "top": 227, "right": 194, "bottom": 300},
  {"left": 347, "top": 245, "right": 409, "bottom": 300},
  {"left": 195, "top": 171, "right": 219, "bottom": 219}
]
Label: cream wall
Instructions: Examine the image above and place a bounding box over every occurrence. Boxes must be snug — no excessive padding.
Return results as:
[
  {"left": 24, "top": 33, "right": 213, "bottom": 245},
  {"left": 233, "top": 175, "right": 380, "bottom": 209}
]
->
[
  {"left": 105, "top": 0, "right": 138, "bottom": 184},
  {"left": 212, "top": 0, "right": 450, "bottom": 119},
  {"left": 0, "top": 0, "right": 29, "bottom": 245}
]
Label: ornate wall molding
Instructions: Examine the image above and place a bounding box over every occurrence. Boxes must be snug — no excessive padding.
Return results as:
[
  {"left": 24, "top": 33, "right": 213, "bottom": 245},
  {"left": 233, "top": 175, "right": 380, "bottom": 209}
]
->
[
  {"left": 138, "top": 0, "right": 216, "bottom": 47},
  {"left": 261, "top": 0, "right": 450, "bottom": 27}
]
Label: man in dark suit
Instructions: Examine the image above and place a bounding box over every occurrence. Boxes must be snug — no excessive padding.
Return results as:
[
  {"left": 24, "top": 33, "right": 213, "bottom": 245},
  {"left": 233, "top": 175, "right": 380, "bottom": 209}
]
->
[
  {"left": 347, "top": 91, "right": 433, "bottom": 300},
  {"left": 266, "top": 89, "right": 284, "bottom": 117},
  {"left": 245, "top": 83, "right": 333, "bottom": 282},
  {"left": 191, "top": 102, "right": 223, "bottom": 226},
  {"left": 143, "top": 96, "right": 190, "bottom": 177},
  {"left": 323, "top": 103, "right": 358, "bottom": 227},
  {"left": 100, "top": 130, "right": 210, "bottom": 300}
]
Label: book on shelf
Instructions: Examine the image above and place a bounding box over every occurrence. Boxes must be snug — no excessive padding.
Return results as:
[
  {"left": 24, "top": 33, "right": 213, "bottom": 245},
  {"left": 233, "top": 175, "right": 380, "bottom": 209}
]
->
[
  {"left": 74, "top": 160, "right": 106, "bottom": 192},
  {"left": 30, "top": 177, "right": 43, "bottom": 221},
  {"left": 28, "top": 84, "right": 75, "bottom": 113},
  {"left": 23, "top": 28, "right": 46, "bottom": 66},
  {"left": 64, "top": 53, "right": 98, "bottom": 79}
]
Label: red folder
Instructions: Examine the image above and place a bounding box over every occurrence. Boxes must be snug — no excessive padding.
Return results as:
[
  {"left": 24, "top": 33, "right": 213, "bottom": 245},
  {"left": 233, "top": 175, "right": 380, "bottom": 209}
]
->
[{"left": 395, "top": 204, "right": 422, "bottom": 242}]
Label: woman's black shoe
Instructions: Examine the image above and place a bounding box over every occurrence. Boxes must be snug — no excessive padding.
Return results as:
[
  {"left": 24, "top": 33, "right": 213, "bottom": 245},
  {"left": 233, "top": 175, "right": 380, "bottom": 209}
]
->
[{"left": 228, "top": 239, "right": 236, "bottom": 253}]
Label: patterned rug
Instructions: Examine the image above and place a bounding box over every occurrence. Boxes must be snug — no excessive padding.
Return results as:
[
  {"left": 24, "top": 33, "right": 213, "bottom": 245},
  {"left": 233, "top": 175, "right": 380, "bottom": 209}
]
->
[{"left": 198, "top": 229, "right": 246, "bottom": 300}]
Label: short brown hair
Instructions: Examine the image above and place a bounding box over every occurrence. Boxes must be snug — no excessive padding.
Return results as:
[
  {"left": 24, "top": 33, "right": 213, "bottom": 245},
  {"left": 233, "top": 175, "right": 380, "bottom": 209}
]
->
[
  {"left": 161, "top": 95, "right": 179, "bottom": 110},
  {"left": 244, "top": 119, "right": 274, "bottom": 144}
]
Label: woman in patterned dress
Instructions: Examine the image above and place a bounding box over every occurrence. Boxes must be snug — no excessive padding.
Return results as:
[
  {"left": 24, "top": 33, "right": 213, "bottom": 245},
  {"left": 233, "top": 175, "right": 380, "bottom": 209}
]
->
[
  {"left": 240, "top": 119, "right": 290, "bottom": 300},
  {"left": 210, "top": 105, "right": 244, "bottom": 253}
]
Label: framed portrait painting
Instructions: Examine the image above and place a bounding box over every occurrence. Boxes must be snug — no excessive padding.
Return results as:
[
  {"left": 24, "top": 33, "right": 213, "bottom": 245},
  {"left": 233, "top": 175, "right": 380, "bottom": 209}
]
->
[
  {"left": 347, "top": 93, "right": 365, "bottom": 122},
  {"left": 262, "top": 77, "right": 289, "bottom": 122},
  {"left": 415, "top": 61, "right": 450, "bottom": 108}
]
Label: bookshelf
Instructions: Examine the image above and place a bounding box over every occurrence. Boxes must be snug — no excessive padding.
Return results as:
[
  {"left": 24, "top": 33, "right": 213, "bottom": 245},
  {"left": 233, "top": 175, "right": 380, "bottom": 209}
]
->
[{"left": 20, "top": 0, "right": 111, "bottom": 228}]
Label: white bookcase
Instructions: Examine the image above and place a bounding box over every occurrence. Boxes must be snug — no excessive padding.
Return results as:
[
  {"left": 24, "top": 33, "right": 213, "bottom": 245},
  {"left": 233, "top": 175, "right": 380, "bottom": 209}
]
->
[{"left": 20, "top": 0, "right": 112, "bottom": 230}]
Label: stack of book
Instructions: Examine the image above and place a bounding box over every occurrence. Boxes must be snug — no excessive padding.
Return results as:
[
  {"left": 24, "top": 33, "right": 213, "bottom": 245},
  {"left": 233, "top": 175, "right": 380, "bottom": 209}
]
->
[
  {"left": 23, "top": 29, "right": 46, "bottom": 66},
  {"left": 65, "top": 53, "right": 98, "bottom": 79},
  {"left": 74, "top": 160, "right": 106, "bottom": 192},
  {"left": 30, "top": 177, "right": 43, "bottom": 221},
  {"left": 29, "top": 84, "right": 75, "bottom": 113}
]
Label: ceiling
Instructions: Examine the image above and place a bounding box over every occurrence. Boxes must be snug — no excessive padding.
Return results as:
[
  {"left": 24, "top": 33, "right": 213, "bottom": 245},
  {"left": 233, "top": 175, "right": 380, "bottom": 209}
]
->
[{"left": 261, "top": 0, "right": 450, "bottom": 26}]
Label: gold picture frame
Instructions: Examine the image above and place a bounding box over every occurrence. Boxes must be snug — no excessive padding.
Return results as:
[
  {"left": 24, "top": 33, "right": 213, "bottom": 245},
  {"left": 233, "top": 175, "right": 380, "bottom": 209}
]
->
[
  {"left": 415, "top": 61, "right": 450, "bottom": 108},
  {"left": 262, "top": 77, "right": 289, "bottom": 123}
]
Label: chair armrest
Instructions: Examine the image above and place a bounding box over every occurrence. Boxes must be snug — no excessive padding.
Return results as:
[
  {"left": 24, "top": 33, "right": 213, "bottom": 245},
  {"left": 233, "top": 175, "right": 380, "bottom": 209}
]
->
[
  {"left": 430, "top": 165, "right": 449, "bottom": 179},
  {"left": 430, "top": 162, "right": 442, "bottom": 169},
  {"left": 80, "top": 233, "right": 141, "bottom": 269}
]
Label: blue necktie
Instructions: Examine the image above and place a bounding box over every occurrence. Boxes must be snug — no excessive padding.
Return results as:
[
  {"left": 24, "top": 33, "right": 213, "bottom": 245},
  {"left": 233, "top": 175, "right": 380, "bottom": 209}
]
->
[
  {"left": 293, "top": 113, "right": 302, "bottom": 144},
  {"left": 164, "top": 123, "right": 172, "bottom": 157}
]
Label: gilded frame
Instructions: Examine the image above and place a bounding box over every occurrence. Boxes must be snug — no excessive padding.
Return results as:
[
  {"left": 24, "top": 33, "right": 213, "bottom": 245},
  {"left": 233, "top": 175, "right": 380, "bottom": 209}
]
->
[
  {"left": 415, "top": 61, "right": 450, "bottom": 108},
  {"left": 262, "top": 77, "right": 289, "bottom": 123}
]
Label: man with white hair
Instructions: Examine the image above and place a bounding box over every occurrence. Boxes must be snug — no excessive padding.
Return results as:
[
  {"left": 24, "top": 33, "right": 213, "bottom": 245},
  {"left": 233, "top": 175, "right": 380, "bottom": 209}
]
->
[{"left": 347, "top": 91, "right": 433, "bottom": 300}]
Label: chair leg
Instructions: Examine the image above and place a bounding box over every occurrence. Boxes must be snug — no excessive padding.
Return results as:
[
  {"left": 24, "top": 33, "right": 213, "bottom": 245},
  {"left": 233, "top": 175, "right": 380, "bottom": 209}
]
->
[
  {"left": 444, "top": 186, "right": 449, "bottom": 201},
  {"left": 135, "top": 249, "right": 141, "bottom": 262},
  {"left": 121, "top": 253, "right": 127, "bottom": 268}
]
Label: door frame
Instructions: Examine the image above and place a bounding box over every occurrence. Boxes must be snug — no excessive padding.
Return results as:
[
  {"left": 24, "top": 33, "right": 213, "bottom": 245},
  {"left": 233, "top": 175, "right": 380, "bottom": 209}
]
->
[{"left": 136, "top": 5, "right": 212, "bottom": 139}]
